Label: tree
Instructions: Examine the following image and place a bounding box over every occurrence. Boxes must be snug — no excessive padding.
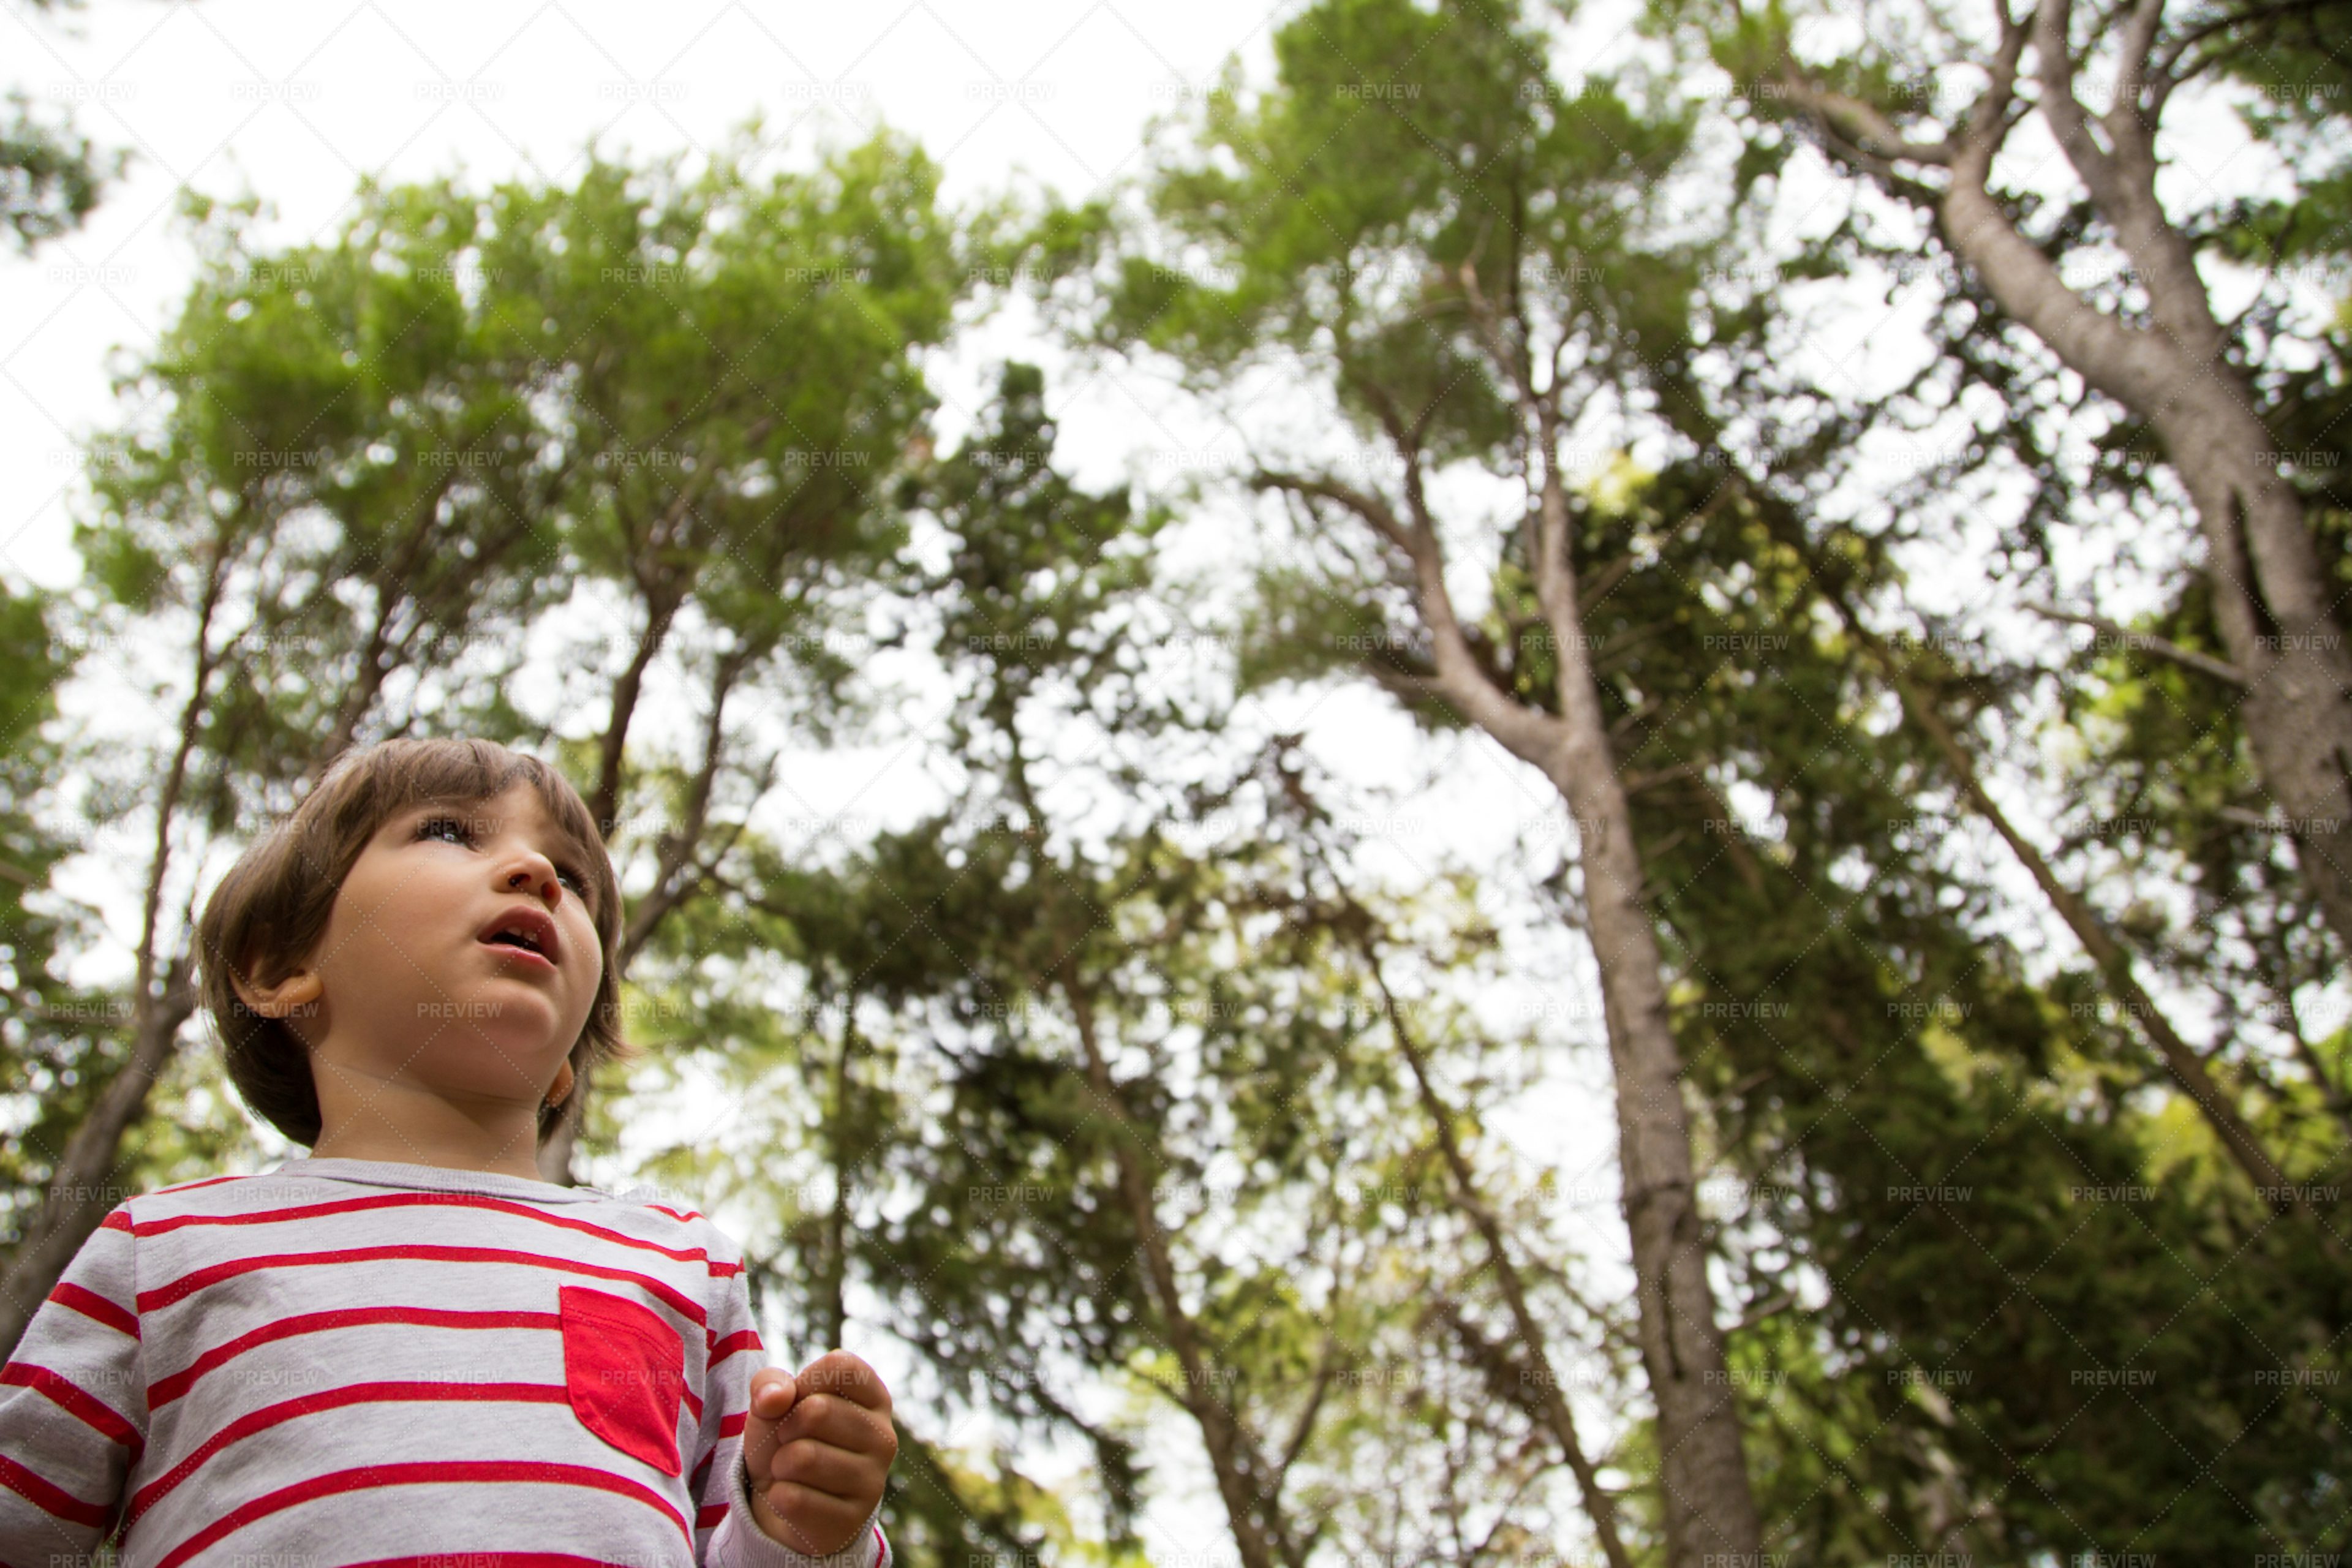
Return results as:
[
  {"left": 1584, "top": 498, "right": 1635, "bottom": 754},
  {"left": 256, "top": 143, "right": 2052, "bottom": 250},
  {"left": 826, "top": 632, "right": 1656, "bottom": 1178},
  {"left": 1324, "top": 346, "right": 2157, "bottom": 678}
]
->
[
  {"left": 0, "top": 581, "right": 121, "bottom": 1247},
  {"left": 456, "top": 130, "right": 973, "bottom": 1180},
  {"left": 0, "top": 129, "right": 976, "bottom": 1351},
  {"left": 1621, "top": 455, "right": 2352, "bottom": 1558},
  {"left": 2, "top": 0, "right": 120, "bottom": 250},
  {"left": 1705, "top": 0, "right": 2352, "bottom": 962},
  {"left": 1265, "top": 753, "right": 1641, "bottom": 1568},
  {"left": 867, "top": 363, "right": 1367, "bottom": 1568},
  {"left": 1046, "top": 2, "right": 1766, "bottom": 1560},
  {"left": 634, "top": 365, "right": 1628, "bottom": 1564}
]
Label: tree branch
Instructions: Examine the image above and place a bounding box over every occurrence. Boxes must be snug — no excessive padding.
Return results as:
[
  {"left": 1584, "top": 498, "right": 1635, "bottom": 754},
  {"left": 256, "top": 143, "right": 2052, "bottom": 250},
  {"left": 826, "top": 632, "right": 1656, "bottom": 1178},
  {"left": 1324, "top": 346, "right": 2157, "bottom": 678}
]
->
[
  {"left": 2033, "top": 0, "right": 2129, "bottom": 213},
  {"left": 1770, "top": 74, "right": 1957, "bottom": 168},
  {"left": 1248, "top": 469, "right": 1414, "bottom": 555},
  {"left": 2026, "top": 601, "right": 2248, "bottom": 685}
]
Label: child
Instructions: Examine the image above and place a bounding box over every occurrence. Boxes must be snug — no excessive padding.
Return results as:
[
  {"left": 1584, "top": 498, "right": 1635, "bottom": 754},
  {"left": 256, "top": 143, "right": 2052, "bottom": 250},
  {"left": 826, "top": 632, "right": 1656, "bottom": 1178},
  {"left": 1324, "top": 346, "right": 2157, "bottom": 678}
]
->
[{"left": 0, "top": 737, "right": 897, "bottom": 1567}]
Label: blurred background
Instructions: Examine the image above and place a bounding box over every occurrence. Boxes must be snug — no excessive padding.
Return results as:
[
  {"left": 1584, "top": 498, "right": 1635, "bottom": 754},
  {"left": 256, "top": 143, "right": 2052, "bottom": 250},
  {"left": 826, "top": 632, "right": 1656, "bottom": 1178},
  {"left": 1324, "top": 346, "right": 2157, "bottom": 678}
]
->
[{"left": 2, "top": 0, "right": 2349, "bottom": 1562}]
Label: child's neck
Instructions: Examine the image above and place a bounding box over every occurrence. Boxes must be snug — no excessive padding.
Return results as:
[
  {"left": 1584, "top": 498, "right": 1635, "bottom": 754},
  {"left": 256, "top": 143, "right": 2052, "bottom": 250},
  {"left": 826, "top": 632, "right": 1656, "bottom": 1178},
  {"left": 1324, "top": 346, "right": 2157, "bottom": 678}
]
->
[
  {"left": 307, "top": 1104, "right": 552, "bottom": 1182},
  {"left": 306, "top": 1136, "right": 554, "bottom": 1182}
]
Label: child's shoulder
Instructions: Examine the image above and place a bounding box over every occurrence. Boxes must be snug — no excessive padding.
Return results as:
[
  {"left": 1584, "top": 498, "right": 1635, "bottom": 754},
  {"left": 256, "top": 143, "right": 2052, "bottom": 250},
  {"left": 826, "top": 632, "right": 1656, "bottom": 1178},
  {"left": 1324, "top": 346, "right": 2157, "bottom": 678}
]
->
[
  {"left": 111, "top": 1168, "right": 281, "bottom": 1220},
  {"left": 115, "top": 1163, "right": 749, "bottom": 1265},
  {"left": 574, "top": 1179, "right": 754, "bottom": 1267}
]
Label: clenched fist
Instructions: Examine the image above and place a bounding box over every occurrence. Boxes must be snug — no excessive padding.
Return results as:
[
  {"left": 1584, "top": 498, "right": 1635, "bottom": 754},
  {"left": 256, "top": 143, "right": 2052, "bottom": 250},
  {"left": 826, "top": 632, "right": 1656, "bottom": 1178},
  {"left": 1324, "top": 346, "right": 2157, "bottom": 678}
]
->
[{"left": 741, "top": 1351, "right": 898, "bottom": 1558}]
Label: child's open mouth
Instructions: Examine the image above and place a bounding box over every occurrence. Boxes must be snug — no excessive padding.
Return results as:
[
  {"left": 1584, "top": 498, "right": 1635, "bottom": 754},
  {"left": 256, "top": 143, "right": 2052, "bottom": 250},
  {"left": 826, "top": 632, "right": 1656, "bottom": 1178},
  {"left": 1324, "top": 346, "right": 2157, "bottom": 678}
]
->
[{"left": 477, "top": 907, "right": 560, "bottom": 968}]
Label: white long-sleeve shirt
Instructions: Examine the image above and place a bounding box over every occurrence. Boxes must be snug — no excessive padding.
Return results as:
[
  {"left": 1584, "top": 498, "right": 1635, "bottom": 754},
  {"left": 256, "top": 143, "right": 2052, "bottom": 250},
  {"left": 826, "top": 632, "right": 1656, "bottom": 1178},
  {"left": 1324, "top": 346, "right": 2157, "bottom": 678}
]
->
[{"left": 0, "top": 1156, "right": 892, "bottom": 1568}]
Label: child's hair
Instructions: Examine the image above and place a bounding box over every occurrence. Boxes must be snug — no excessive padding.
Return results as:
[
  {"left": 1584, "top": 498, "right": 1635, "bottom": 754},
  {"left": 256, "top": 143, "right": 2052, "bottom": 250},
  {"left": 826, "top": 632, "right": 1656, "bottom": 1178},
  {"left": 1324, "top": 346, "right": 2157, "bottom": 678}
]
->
[{"left": 195, "top": 736, "right": 633, "bottom": 1150}]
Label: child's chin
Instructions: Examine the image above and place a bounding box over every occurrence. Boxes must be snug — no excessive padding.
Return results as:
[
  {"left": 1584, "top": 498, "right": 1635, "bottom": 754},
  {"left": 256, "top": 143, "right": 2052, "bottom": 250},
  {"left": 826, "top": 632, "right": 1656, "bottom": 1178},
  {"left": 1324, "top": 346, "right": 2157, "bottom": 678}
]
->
[{"left": 424, "top": 1057, "right": 568, "bottom": 1103}]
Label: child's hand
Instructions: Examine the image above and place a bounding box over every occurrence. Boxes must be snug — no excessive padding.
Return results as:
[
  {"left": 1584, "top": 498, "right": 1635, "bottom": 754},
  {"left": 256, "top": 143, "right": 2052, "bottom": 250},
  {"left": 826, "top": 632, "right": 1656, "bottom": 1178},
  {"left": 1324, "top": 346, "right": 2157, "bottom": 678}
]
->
[{"left": 742, "top": 1351, "right": 898, "bottom": 1558}]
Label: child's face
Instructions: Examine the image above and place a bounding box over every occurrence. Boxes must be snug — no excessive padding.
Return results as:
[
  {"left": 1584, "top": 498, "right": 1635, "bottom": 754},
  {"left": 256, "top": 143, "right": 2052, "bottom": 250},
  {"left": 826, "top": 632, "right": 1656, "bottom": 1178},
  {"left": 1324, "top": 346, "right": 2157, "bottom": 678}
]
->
[{"left": 300, "top": 779, "right": 606, "bottom": 1130}]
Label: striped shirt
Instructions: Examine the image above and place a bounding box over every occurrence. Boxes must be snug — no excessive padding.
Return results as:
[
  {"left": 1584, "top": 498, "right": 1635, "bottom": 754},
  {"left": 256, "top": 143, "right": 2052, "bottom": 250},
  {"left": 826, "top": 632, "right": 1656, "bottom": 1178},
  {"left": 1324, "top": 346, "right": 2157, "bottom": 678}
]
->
[{"left": 0, "top": 1156, "right": 894, "bottom": 1568}]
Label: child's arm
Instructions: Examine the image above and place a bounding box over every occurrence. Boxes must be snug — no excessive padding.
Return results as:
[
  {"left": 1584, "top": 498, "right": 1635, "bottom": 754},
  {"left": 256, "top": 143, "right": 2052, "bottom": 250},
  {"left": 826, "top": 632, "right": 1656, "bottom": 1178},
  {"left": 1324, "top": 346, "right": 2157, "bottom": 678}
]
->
[
  {"left": 0, "top": 1203, "right": 149, "bottom": 1561},
  {"left": 690, "top": 1256, "right": 892, "bottom": 1568}
]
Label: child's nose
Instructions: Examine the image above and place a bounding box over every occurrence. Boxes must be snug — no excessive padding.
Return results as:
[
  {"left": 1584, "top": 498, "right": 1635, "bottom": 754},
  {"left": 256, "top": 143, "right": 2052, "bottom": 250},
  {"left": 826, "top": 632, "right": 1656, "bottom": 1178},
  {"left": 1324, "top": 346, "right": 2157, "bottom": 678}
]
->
[{"left": 508, "top": 866, "right": 556, "bottom": 900}]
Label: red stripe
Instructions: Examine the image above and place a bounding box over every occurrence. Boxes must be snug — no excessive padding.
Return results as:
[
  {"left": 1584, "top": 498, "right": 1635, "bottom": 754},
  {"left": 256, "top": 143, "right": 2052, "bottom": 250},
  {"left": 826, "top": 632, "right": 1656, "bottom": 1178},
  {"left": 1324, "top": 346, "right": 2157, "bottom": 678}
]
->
[
  {"left": 698, "top": 1502, "right": 728, "bottom": 1529},
  {"left": 130, "top": 1381, "right": 570, "bottom": 1520},
  {"left": 51, "top": 1282, "right": 137, "bottom": 1339},
  {"left": 0, "top": 1363, "right": 143, "bottom": 1463},
  {"left": 153, "top": 1461, "right": 688, "bottom": 1568},
  {"left": 720, "top": 1411, "right": 746, "bottom": 1440},
  {"left": 138, "top": 1246, "right": 706, "bottom": 1326},
  {"left": 691, "top": 1450, "right": 714, "bottom": 1489},
  {"left": 710, "top": 1329, "right": 762, "bottom": 1364},
  {"left": 149, "top": 1306, "right": 556, "bottom": 1409},
  {"left": 647, "top": 1205, "right": 704, "bottom": 1224},
  {"left": 101, "top": 1209, "right": 132, "bottom": 1232},
  {"left": 0, "top": 1451, "right": 109, "bottom": 1529},
  {"left": 134, "top": 1193, "right": 731, "bottom": 1273},
  {"left": 347, "top": 1558, "right": 655, "bottom": 1568},
  {"left": 153, "top": 1174, "right": 255, "bottom": 1196}
]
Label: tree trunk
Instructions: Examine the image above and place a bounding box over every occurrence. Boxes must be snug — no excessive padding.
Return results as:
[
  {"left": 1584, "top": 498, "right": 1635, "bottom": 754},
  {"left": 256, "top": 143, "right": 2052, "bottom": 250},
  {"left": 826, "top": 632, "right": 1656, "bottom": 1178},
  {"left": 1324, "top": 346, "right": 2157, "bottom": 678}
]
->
[
  {"left": 1782, "top": 3, "right": 2352, "bottom": 960},
  {"left": 588, "top": 589, "right": 683, "bottom": 839},
  {"left": 1876, "top": 628, "right": 2297, "bottom": 1201},
  {"left": 1531, "top": 695, "right": 1763, "bottom": 1568},
  {"left": 1769, "top": 502, "right": 2308, "bottom": 1208},
  {"left": 1256, "top": 448, "right": 1764, "bottom": 1568},
  {"left": 0, "top": 963, "right": 197, "bottom": 1359},
  {"left": 1521, "top": 413, "right": 1762, "bottom": 1568},
  {"left": 1943, "top": 197, "right": 2352, "bottom": 962},
  {"left": 820, "top": 989, "right": 855, "bottom": 1354},
  {"left": 2, "top": 547, "right": 230, "bottom": 1360}
]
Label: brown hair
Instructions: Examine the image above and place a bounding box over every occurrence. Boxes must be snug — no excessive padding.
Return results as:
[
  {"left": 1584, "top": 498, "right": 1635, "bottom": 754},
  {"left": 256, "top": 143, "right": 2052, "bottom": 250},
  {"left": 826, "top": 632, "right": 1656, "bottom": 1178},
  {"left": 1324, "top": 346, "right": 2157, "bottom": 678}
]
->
[{"left": 195, "top": 736, "right": 633, "bottom": 1150}]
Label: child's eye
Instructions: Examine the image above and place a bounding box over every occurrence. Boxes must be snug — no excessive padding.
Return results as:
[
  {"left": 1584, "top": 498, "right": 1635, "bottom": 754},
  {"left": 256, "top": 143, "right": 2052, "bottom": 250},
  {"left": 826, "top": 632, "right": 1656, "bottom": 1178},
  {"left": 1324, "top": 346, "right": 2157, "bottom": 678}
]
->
[
  {"left": 415, "top": 812, "right": 592, "bottom": 905},
  {"left": 417, "top": 815, "right": 475, "bottom": 846}
]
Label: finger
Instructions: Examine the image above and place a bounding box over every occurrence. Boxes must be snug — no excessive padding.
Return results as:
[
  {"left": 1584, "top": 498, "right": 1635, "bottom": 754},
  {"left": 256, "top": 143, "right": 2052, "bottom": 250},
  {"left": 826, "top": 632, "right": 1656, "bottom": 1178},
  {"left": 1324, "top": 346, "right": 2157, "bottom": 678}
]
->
[
  {"left": 793, "top": 1350, "right": 891, "bottom": 1415},
  {"left": 761, "top": 1433, "right": 886, "bottom": 1498},
  {"left": 748, "top": 1366, "right": 799, "bottom": 1422},
  {"left": 774, "top": 1390, "right": 898, "bottom": 1461},
  {"left": 740, "top": 1367, "right": 800, "bottom": 1482}
]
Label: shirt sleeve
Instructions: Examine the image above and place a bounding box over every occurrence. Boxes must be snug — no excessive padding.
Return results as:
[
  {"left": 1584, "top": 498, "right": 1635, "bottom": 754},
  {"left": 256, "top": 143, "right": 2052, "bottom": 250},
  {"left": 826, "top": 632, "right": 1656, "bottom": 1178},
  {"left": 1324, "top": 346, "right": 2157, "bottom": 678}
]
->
[
  {"left": 690, "top": 1228, "right": 891, "bottom": 1568},
  {"left": 0, "top": 1202, "right": 148, "bottom": 1562}
]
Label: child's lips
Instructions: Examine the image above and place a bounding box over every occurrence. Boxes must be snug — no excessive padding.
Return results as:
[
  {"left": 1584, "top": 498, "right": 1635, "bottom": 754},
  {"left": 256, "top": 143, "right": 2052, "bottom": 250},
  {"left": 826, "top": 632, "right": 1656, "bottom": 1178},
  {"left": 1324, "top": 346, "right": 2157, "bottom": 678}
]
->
[{"left": 479, "top": 937, "right": 557, "bottom": 972}]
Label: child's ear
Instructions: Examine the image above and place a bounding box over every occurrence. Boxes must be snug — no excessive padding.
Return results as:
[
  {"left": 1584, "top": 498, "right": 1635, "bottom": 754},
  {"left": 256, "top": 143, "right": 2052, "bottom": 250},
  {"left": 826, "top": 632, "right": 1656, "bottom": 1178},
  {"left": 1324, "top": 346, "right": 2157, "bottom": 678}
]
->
[{"left": 230, "top": 956, "right": 325, "bottom": 1019}]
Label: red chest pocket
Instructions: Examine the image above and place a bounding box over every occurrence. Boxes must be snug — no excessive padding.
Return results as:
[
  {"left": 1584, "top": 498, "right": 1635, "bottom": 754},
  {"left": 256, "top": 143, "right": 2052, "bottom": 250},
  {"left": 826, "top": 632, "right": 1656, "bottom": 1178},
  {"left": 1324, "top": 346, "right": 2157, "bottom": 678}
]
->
[{"left": 559, "top": 1284, "right": 687, "bottom": 1476}]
